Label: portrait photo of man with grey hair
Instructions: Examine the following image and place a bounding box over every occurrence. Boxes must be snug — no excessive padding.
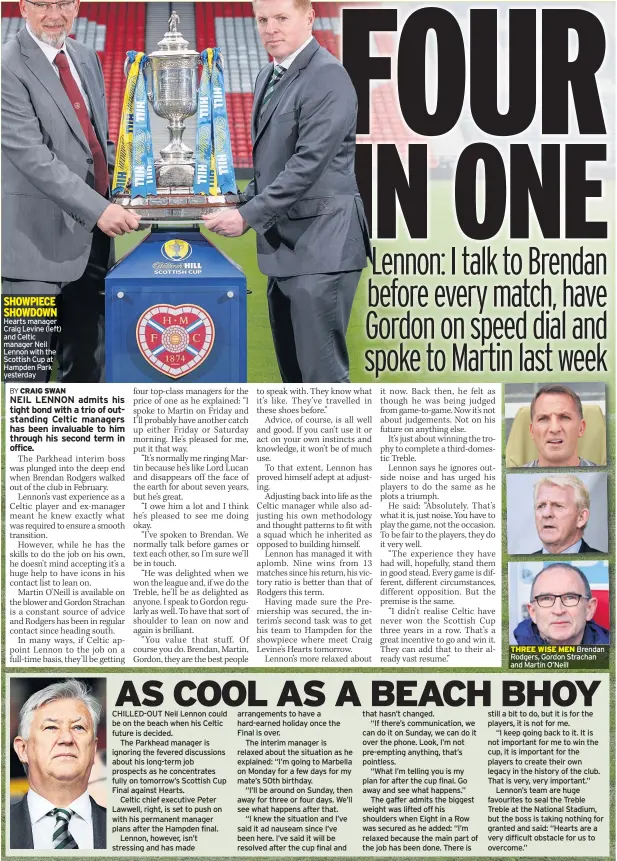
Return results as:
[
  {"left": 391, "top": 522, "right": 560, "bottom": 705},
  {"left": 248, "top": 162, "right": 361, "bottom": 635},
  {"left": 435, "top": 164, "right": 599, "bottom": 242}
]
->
[
  {"left": 531, "top": 475, "right": 602, "bottom": 555},
  {"left": 1, "top": 0, "right": 141, "bottom": 383},
  {"left": 523, "top": 384, "right": 599, "bottom": 467},
  {"left": 506, "top": 472, "right": 608, "bottom": 556},
  {"left": 10, "top": 678, "right": 106, "bottom": 849}
]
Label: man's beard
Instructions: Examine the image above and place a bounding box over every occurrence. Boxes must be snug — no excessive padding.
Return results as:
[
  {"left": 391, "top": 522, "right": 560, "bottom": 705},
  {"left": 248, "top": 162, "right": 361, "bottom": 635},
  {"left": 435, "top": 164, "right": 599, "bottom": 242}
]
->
[{"left": 37, "top": 27, "right": 68, "bottom": 48}]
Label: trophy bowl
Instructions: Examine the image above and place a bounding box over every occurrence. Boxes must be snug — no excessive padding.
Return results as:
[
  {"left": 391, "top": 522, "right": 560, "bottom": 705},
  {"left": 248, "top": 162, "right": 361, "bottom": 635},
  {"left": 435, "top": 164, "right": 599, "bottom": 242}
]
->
[
  {"left": 149, "top": 59, "right": 199, "bottom": 121},
  {"left": 113, "top": 11, "right": 240, "bottom": 224},
  {"left": 146, "top": 12, "right": 200, "bottom": 186}
]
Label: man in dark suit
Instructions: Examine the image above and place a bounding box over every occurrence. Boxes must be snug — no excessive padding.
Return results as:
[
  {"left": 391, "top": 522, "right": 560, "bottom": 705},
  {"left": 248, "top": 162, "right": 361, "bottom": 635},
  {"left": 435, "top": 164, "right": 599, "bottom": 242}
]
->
[
  {"left": 2, "top": 0, "right": 140, "bottom": 382},
  {"left": 533, "top": 475, "right": 602, "bottom": 555},
  {"left": 514, "top": 564, "right": 609, "bottom": 645},
  {"left": 533, "top": 537, "right": 600, "bottom": 555},
  {"left": 11, "top": 679, "right": 106, "bottom": 849},
  {"left": 204, "top": 0, "right": 370, "bottom": 383}
]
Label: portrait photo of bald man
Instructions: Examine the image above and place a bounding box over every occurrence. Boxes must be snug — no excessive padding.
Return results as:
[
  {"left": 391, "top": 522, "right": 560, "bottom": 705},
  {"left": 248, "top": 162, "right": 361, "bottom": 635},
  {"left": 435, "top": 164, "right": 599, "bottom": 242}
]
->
[{"left": 506, "top": 473, "right": 608, "bottom": 556}]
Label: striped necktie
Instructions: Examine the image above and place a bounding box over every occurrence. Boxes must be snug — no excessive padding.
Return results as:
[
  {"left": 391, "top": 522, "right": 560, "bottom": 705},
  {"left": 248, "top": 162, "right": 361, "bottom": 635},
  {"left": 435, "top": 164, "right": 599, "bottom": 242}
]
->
[
  {"left": 48, "top": 808, "right": 79, "bottom": 849},
  {"left": 260, "top": 64, "right": 285, "bottom": 116}
]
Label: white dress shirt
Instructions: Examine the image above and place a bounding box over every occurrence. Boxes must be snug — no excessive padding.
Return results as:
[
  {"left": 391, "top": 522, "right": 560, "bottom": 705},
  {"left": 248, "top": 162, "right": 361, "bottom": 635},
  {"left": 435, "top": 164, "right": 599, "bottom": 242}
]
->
[
  {"left": 541, "top": 539, "right": 583, "bottom": 554},
  {"left": 277, "top": 35, "right": 314, "bottom": 70},
  {"left": 27, "top": 788, "right": 94, "bottom": 849},
  {"left": 26, "top": 23, "right": 91, "bottom": 114}
]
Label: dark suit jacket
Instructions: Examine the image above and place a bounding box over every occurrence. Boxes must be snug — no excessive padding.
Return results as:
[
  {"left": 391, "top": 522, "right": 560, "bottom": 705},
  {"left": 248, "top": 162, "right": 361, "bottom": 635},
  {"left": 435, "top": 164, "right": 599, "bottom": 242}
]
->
[
  {"left": 240, "top": 38, "right": 371, "bottom": 277},
  {"left": 10, "top": 793, "right": 106, "bottom": 849},
  {"left": 533, "top": 537, "right": 601, "bottom": 554}
]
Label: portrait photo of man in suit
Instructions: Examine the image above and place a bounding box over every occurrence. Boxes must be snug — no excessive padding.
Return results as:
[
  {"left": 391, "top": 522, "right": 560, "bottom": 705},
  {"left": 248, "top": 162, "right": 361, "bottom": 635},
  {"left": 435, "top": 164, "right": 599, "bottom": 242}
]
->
[
  {"left": 10, "top": 679, "right": 106, "bottom": 849},
  {"left": 513, "top": 563, "right": 609, "bottom": 646},
  {"left": 523, "top": 385, "right": 598, "bottom": 467},
  {"left": 532, "top": 475, "right": 601, "bottom": 555},
  {"left": 506, "top": 472, "right": 608, "bottom": 556},
  {"left": 204, "top": 0, "right": 371, "bottom": 383},
  {"left": 1, "top": 0, "right": 140, "bottom": 382}
]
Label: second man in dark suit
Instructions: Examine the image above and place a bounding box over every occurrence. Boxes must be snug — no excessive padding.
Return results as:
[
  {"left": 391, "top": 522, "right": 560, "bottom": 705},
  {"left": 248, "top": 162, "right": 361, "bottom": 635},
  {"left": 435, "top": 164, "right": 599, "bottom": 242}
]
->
[
  {"left": 2, "top": 0, "right": 140, "bottom": 382},
  {"left": 204, "top": 0, "right": 370, "bottom": 383}
]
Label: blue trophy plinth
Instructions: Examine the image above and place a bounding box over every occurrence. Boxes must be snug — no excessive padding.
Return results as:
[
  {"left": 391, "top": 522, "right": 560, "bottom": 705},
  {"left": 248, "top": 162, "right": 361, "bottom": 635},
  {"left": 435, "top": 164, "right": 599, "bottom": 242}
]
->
[{"left": 105, "top": 229, "right": 247, "bottom": 382}]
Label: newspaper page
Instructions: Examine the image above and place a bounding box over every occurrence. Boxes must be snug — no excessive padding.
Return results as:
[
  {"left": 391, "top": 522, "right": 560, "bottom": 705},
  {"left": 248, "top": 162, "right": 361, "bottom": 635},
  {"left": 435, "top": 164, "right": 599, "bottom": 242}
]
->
[{"left": 2, "top": 0, "right": 614, "bottom": 859}]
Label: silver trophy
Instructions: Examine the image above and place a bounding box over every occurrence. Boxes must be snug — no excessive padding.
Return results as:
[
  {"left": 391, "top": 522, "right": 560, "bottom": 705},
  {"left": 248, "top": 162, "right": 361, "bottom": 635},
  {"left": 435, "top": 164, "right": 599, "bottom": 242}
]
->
[
  {"left": 146, "top": 11, "right": 200, "bottom": 187},
  {"left": 115, "top": 11, "right": 238, "bottom": 223}
]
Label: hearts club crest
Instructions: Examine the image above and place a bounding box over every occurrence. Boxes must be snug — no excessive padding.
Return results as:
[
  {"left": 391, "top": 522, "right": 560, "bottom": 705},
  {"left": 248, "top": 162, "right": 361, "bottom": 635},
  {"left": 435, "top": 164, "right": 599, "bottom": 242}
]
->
[{"left": 136, "top": 304, "right": 215, "bottom": 378}]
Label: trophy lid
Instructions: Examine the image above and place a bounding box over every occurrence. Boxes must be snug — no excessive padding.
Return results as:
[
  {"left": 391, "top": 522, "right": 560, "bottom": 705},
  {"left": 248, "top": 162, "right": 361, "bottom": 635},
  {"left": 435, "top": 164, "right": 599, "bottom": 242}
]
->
[{"left": 149, "top": 10, "right": 199, "bottom": 57}]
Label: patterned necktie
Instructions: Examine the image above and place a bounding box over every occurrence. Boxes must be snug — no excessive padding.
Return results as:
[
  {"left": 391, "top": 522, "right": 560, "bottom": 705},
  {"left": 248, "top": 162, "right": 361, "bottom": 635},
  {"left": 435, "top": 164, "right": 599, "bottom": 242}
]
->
[
  {"left": 48, "top": 808, "right": 79, "bottom": 849},
  {"left": 54, "top": 51, "right": 108, "bottom": 196},
  {"left": 260, "top": 64, "right": 285, "bottom": 116}
]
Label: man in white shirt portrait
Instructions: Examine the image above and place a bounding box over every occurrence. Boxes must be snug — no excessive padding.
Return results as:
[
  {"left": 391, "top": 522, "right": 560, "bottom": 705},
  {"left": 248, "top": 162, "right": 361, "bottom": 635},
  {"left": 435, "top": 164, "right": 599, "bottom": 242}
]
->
[{"left": 10, "top": 679, "right": 106, "bottom": 849}]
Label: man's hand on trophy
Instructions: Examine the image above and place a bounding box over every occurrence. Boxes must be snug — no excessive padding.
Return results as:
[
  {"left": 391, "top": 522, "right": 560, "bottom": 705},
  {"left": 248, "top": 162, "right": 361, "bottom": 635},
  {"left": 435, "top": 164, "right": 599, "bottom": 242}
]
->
[
  {"left": 97, "top": 204, "right": 142, "bottom": 237},
  {"left": 203, "top": 209, "right": 249, "bottom": 238}
]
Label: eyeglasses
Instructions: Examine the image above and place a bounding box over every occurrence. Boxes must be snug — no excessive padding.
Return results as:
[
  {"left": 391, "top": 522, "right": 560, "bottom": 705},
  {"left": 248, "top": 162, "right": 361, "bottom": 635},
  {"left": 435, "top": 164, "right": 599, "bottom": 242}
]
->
[
  {"left": 533, "top": 593, "right": 589, "bottom": 608},
  {"left": 23, "top": 0, "right": 75, "bottom": 11}
]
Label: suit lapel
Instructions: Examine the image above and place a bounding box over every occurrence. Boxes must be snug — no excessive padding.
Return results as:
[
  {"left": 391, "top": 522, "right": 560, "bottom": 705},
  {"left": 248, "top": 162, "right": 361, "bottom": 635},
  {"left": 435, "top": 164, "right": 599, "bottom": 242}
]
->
[
  {"left": 91, "top": 797, "right": 106, "bottom": 848},
  {"left": 255, "top": 66, "right": 300, "bottom": 143},
  {"left": 252, "top": 66, "right": 271, "bottom": 141},
  {"left": 253, "top": 38, "right": 320, "bottom": 150},
  {"left": 11, "top": 795, "right": 34, "bottom": 849},
  {"left": 18, "top": 29, "right": 89, "bottom": 152},
  {"left": 11, "top": 793, "right": 105, "bottom": 850}
]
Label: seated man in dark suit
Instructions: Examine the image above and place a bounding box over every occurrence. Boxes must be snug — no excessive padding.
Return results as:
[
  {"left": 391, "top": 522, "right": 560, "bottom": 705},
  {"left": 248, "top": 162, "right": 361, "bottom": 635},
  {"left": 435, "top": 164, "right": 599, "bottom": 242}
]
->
[
  {"left": 11, "top": 679, "right": 106, "bottom": 849},
  {"left": 533, "top": 475, "right": 601, "bottom": 554}
]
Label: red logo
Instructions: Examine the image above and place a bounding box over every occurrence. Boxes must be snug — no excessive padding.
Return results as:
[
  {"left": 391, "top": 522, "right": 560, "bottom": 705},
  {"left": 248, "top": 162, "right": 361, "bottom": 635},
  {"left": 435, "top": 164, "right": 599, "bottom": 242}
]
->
[{"left": 136, "top": 304, "right": 215, "bottom": 378}]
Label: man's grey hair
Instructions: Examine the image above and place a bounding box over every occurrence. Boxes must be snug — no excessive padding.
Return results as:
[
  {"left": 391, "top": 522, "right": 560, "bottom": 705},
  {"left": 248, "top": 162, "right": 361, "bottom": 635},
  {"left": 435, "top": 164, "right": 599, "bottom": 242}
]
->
[
  {"left": 18, "top": 679, "right": 101, "bottom": 739},
  {"left": 531, "top": 563, "right": 592, "bottom": 600},
  {"left": 533, "top": 474, "right": 591, "bottom": 518}
]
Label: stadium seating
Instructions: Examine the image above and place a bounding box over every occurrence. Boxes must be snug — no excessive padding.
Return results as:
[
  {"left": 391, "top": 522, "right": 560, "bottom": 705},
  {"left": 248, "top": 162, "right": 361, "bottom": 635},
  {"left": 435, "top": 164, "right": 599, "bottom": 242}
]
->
[
  {"left": 1, "top": 2, "right": 22, "bottom": 43},
  {"left": 1, "top": 1, "right": 428, "bottom": 169},
  {"left": 200, "top": 2, "right": 426, "bottom": 169},
  {"left": 195, "top": 3, "right": 269, "bottom": 168},
  {"left": 97, "top": 3, "right": 146, "bottom": 142}
]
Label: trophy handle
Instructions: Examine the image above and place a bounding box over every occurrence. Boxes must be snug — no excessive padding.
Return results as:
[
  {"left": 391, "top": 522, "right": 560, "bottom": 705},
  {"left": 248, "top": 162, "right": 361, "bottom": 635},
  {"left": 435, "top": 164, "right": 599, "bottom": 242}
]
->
[{"left": 144, "top": 58, "right": 154, "bottom": 105}]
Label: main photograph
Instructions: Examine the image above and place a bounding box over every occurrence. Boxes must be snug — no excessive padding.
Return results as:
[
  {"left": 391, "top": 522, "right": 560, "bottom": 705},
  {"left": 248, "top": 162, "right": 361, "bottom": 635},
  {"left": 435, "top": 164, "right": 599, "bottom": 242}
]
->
[
  {"left": 2, "top": 0, "right": 613, "bottom": 385},
  {"left": 1, "top": 0, "right": 373, "bottom": 385}
]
